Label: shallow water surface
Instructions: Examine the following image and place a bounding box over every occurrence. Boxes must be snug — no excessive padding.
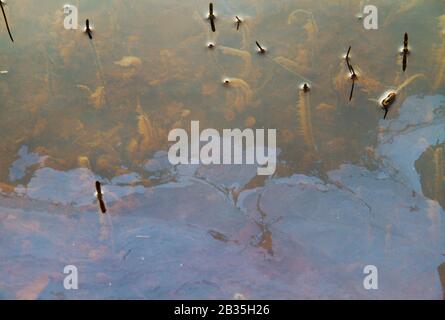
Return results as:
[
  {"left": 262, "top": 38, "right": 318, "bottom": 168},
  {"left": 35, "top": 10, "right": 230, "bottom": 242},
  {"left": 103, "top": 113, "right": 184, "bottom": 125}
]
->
[{"left": 0, "top": 0, "right": 445, "bottom": 299}]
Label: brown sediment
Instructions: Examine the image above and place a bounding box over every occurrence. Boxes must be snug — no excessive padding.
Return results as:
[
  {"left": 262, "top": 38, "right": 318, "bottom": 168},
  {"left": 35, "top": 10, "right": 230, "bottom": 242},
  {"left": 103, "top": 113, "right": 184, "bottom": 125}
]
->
[
  {"left": 296, "top": 88, "right": 317, "bottom": 153},
  {"left": 136, "top": 97, "right": 165, "bottom": 153},
  {"left": 254, "top": 194, "right": 274, "bottom": 256},
  {"left": 433, "top": 31, "right": 445, "bottom": 91},
  {"left": 0, "top": 181, "right": 15, "bottom": 193},
  {"left": 86, "top": 36, "right": 108, "bottom": 107},
  {"left": 438, "top": 262, "right": 445, "bottom": 299},
  {"left": 78, "top": 156, "right": 91, "bottom": 168},
  {"left": 433, "top": 147, "right": 443, "bottom": 201},
  {"left": 244, "top": 115, "right": 256, "bottom": 128},
  {"left": 77, "top": 84, "right": 105, "bottom": 109}
]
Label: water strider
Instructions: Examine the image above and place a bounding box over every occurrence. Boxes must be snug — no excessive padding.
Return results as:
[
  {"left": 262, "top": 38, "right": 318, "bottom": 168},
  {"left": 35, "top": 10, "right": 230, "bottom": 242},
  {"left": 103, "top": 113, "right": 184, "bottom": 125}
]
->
[
  {"left": 235, "top": 16, "right": 241, "bottom": 30},
  {"left": 208, "top": 3, "right": 216, "bottom": 32},
  {"left": 0, "top": 1, "right": 444, "bottom": 299},
  {"left": 85, "top": 19, "right": 93, "bottom": 39},
  {"left": 95, "top": 181, "right": 107, "bottom": 214},
  {"left": 402, "top": 33, "right": 409, "bottom": 72},
  {"left": 0, "top": 0, "right": 13, "bottom": 42},
  {"left": 376, "top": 74, "right": 425, "bottom": 119},
  {"left": 255, "top": 41, "right": 266, "bottom": 54}
]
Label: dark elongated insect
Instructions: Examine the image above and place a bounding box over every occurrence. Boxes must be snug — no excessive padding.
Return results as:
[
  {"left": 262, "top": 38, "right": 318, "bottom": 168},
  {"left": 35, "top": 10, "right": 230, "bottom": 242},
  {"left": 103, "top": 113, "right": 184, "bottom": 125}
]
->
[
  {"left": 95, "top": 181, "right": 107, "bottom": 214},
  {"left": 402, "top": 33, "right": 409, "bottom": 72},
  {"left": 256, "top": 41, "right": 266, "bottom": 53},
  {"left": 349, "top": 65, "right": 357, "bottom": 101},
  {"left": 0, "top": 1, "right": 13, "bottom": 42},
  {"left": 235, "top": 16, "right": 241, "bottom": 31},
  {"left": 85, "top": 19, "right": 93, "bottom": 39},
  {"left": 403, "top": 32, "right": 409, "bottom": 52},
  {"left": 402, "top": 53, "right": 407, "bottom": 72},
  {"left": 345, "top": 46, "right": 352, "bottom": 72},
  {"left": 349, "top": 80, "right": 355, "bottom": 101},
  {"left": 381, "top": 92, "right": 396, "bottom": 119},
  {"left": 209, "top": 3, "right": 216, "bottom": 32}
]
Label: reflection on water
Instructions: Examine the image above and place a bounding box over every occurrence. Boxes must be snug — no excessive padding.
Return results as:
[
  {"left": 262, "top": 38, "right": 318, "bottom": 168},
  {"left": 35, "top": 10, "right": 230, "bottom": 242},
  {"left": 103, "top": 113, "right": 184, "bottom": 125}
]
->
[{"left": 0, "top": 0, "right": 445, "bottom": 299}]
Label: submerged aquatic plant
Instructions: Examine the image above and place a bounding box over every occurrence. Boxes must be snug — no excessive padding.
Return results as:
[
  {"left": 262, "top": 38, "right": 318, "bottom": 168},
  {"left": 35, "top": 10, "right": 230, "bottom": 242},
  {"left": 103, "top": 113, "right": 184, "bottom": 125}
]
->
[
  {"left": 223, "top": 77, "right": 253, "bottom": 112},
  {"left": 433, "top": 18, "right": 445, "bottom": 91},
  {"left": 272, "top": 56, "right": 314, "bottom": 85},
  {"left": 296, "top": 85, "right": 317, "bottom": 153},
  {"left": 219, "top": 46, "right": 252, "bottom": 79}
]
